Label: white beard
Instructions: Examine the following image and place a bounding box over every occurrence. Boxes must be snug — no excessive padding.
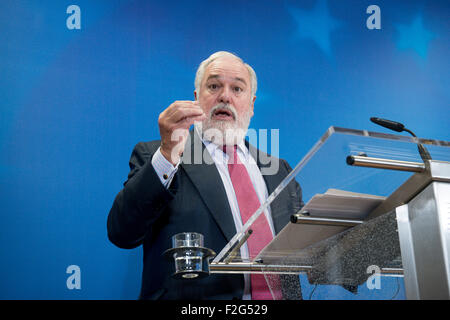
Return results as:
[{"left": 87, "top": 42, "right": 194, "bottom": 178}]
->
[{"left": 195, "top": 103, "right": 252, "bottom": 146}]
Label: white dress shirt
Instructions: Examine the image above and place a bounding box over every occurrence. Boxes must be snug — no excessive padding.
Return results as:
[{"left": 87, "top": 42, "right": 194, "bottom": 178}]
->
[{"left": 151, "top": 134, "right": 275, "bottom": 300}]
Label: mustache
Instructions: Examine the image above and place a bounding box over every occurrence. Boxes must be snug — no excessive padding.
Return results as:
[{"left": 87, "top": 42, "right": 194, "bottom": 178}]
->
[{"left": 209, "top": 103, "right": 237, "bottom": 120}]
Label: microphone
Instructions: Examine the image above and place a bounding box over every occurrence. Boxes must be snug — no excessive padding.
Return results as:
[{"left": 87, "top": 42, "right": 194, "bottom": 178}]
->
[
  {"left": 370, "top": 117, "right": 404, "bottom": 132},
  {"left": 370, "top": 117, "right": 432, "bottom": 162}
]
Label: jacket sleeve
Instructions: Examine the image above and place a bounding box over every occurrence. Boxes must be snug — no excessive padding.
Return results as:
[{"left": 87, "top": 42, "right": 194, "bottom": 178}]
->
[{"left": 107, "top": 142, "right": 175, "bottom": 249}]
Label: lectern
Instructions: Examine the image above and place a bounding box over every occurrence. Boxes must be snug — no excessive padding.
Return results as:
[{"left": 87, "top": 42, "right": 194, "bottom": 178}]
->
[{"left": 167, "top": 126, "right": 450, "bottom": 299}]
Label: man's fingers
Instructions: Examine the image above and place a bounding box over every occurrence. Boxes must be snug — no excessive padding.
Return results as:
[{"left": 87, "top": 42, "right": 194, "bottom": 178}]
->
[
  {"left": 185, "top": 114, "right": 207, "bottom": 125},
  {"left": 168, "top": 106, "right": 206, "bottom": 124},
  {"left": 158, "top": 100, "right": 205, "bottom": 165},
  {"left": 172, "top": 114, "right": 206, "bottom": 130},
  {"left": 164, "top": 101, "right": 203, "bottom": 119}
]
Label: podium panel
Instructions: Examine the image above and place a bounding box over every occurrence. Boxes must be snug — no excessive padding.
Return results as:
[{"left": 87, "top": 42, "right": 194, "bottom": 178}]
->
[{"left": 209, "top": 126, "right": 450, "bottom": 300}]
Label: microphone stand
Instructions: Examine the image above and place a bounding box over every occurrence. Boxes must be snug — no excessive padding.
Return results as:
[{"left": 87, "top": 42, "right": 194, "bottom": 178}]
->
[{"left": 370, "top": 117, "right": 432, "bottom": 163}]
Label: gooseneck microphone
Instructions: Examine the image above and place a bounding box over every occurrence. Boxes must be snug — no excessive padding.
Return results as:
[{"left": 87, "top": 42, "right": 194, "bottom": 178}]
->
[
  {"left": 370, "top": 117, "right": 404, "bottom": 132},
  {"left": 370, "top": 117, "right": 432, "bottom": 162}
]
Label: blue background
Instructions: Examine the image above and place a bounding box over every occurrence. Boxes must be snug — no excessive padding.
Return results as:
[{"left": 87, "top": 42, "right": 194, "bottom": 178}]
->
[{"left": 0, "top": 0, "right": 448, "bottom": 299}]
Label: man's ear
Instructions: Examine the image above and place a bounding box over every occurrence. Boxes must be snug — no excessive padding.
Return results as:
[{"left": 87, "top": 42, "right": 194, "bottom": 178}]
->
[{"left": 250, "top": 96, "right": 256, "bottom": 117}]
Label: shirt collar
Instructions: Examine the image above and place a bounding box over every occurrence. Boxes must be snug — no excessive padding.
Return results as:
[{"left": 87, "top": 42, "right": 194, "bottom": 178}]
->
[
  {"left": 204, "top": 140, "right": 249, "bottom": 160},
  {"left": 194, "top": 127, "right": 250, "bottom": 162}
]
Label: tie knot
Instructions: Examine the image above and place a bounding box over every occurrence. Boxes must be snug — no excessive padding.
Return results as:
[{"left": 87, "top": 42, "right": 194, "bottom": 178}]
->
[
  {"left": 222, "top": 145, "right": 238, "bottom": 164},
  {"left": 222, "top": 145, "right": 237, "bottom": 155}
]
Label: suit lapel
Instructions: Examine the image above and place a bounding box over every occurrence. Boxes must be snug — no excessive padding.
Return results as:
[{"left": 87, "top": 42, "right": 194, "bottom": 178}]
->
[{"left": 180, "top": 130, "right": 237, "bottom": 242}]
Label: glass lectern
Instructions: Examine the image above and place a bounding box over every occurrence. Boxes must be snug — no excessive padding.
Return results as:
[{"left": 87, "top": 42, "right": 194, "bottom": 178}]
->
[{"left": 206, "top": 126, "right": 450, "bottom": 300}]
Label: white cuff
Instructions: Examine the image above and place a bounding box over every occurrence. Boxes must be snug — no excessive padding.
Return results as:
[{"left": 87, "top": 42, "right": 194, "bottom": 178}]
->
[{"left": 151, "top": 147, "right": 180, "bottom": 188}]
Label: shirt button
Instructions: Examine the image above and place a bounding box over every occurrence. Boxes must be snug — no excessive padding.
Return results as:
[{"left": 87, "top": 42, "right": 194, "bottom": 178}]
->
[{"left": 163, "top": 174, "right": 168, "bottom": 180}]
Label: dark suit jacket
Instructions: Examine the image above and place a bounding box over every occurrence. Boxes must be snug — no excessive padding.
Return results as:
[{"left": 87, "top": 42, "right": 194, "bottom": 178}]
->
[{"left": 107, "top": 130, "right": 304, "bottom": 300}]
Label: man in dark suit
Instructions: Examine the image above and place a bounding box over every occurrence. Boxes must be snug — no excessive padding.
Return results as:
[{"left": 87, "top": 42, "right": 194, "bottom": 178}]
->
[{"left": 107, "top": 51, "right": 303, "bottom": 300}]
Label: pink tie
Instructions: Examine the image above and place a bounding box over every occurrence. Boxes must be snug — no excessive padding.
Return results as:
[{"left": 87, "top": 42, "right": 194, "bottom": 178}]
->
[{"left": 224, "top": 145, "right": 276, "bottom": 300}]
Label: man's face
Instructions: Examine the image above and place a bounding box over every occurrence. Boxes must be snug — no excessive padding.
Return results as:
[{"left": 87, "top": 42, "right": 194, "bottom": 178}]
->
[{"left": 195, "top": 56, "right": 256, "bottom": 145}]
